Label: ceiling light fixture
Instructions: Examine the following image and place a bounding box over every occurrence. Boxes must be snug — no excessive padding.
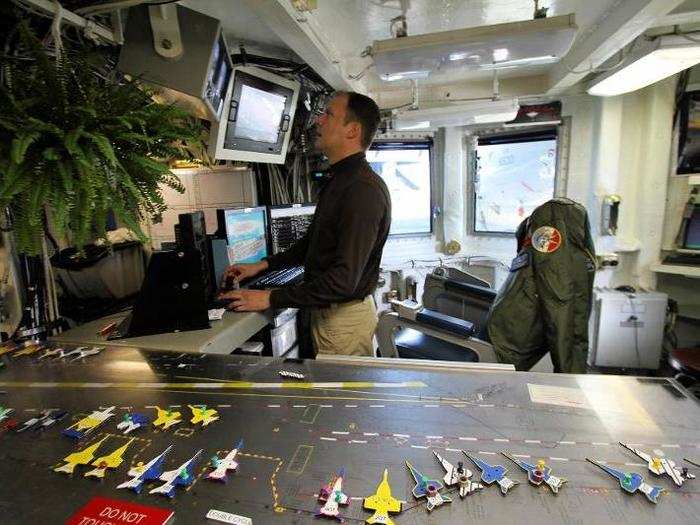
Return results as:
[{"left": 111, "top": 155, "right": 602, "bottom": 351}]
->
[
  {"left": 373, "top": 14, "right": 577, "bottom": 81},
  {"left": 588, "top": 34, "right": 700, "bottom": 97},
  {"left": 393, "top": 98, "right": 520, "bottom": 129}
]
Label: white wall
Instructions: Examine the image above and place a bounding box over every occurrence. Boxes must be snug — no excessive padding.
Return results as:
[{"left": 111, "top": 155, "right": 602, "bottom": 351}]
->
[{"left": 376, "top": 77, "right": 688, "bottom": 312}]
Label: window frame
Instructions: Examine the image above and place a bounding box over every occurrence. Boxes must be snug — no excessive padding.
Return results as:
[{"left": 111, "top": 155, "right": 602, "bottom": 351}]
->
[
  {"left": 467, "top": 126, "right": 562, "bottom": 237},
  {"left": 369, "top": 138, "right": 436, "bottom": 237}
]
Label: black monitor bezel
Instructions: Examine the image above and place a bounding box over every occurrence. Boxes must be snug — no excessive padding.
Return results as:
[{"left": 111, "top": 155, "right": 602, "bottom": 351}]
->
[{"left": 223, "top": 70, "right": 294, "bottom": 155}]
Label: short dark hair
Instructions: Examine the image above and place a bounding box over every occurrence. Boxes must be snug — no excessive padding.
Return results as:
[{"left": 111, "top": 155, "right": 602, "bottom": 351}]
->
[{"left": 338, "top": 91, "right": 381, "bottom": 149}]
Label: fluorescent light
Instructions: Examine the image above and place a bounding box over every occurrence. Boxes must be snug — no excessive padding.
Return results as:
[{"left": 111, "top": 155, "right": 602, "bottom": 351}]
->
[
  {"left": 588, "top": 35, "right": 700, "bottom": 97},
  {"left": 394, "top": 120, "right": 432, "bottom": 130},
  {"left": 394, "top": 99, "right": 519, "bottom": 128},
  {"left": 373, "top": 14, "right": 577, "bottom": 81},
  {"left": 483, "top": 54, "right": 558, "bottom": 68}
]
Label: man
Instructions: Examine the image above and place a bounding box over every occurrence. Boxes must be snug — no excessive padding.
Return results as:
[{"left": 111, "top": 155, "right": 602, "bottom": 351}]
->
[{"left": 219, "top": 91, "right": 391, "bottom": 357}]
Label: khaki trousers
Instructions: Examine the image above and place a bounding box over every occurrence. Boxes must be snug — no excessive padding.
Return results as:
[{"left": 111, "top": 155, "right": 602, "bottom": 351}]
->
[{"left": 311, "top": 295, "right": 377, "bottom": 356}]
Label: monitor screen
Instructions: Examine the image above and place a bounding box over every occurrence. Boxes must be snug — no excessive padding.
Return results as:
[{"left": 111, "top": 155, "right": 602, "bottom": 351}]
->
[
  {"left": 204, "top": 33, "right": 233, "bottom": 119},
  {"left": 235, "top": 85, "right": 287, "bottom": 143},
  {"left": 268, "top": 204, "right": 316, "bottom": 255},
  {"left": 222, "top": 207, "right": 268, "bottom": 264},
  {"left": 684, "top": 205, "right": 700, "bottom": 250}
]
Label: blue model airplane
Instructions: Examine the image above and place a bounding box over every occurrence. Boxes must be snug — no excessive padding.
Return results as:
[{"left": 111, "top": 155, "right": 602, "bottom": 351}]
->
[
  {"left": 586, "top": 458, "right": 665, "bottom": 504},
  {"left": 149, "top": 449, "right": 203, "bottom": 498},
  {"left": 502, "top": 452, "right": 567, "bottom": 494},
  {"left": 116, "top": 445, "right": 173, "bottom": 493},
  {"left": 405, "top": 460, "right": 450, "bottom": 511},
  {"left": 463, "top": 451, "right": 518, "bottom": 495}
]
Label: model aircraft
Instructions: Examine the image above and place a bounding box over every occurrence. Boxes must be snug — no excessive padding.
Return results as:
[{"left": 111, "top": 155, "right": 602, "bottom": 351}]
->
[
  {"left": 117, "top": 412, "right": 149, "bottom": 434},
  {"left": 12, "top": 343, "right": 43, "bottom": 357},
  {"left": 152, "top": 406, "right": 182, "bottom": 430},
  {"left": 16, "top": 409, "right": 53, "bottom": 432},
  {"left": 433, "top": 450, "right": 483, "bottom": 498},
  {"left": 0, "top": 406, "right": 14, "bottom": 423},
  {"left": 316, "top": 468, "right": 349, "bottom": 521},
  {"left": 502, "top": 453, "right": 567, "bottom": 493},
  {"left": 207, "top": 439, "right": 243, "bottom": 483},
  {"left": 116, "top": 445, "right": 174, "bottom": 493},
  {"left": 85, "top": 438, "right": 135, "bottom": 479},
  {"left": 39, "top": 409, "right": 68, "bottom": 430},
  {"left": 63, "top": 406, "right": 116, "bottom": 439},
  {"left": 619, "top": 442, "right": 695, "bottom": 486},
  {"left": 54, "top": 436, "right": 109, "bottom": 475},
  {"left": 405, "top": 460, "right": 450, "bottom": 511},
  {"left": 38, "top": 347, "right": 65, "bottom": 359},
  {"left": 464, "top": 451, "right": 518, "bottom": 495},
  {"left": 586, "top": 458, "right": 665, "bottom": 504},
  {"left": 189, "top": 404, "right": 219, "bottom": 427},
  {"left": 65, "top": 346, "right": 104, "bottom": 361},
  {"left": 0, "top": 342, "right": 18, "bottom": 357},
  {"left": 363, "top": 469, "right": 402, "bottom": 525},
  {"left": 149, "top": 449, "right": 203, "bottom": 498}
]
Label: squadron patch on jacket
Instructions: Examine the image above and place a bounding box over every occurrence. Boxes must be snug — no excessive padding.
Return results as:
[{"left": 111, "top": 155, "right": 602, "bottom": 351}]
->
[{"left": 531, "top": 226, "right": 562, "bottom": 253}]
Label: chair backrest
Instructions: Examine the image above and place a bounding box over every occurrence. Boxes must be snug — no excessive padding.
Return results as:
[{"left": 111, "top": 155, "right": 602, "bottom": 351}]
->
[{"left": 422, "top": 270, "right": 497, "bottom": 333}]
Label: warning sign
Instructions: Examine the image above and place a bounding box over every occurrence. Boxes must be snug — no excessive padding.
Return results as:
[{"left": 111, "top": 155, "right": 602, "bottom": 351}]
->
[{"left": 65, "top": 496, "right": 173, "bottom": 525}]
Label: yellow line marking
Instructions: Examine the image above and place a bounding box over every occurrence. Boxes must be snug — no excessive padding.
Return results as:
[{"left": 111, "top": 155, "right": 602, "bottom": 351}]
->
[
  {"left": 286, "top": 445, "right": 314, "bottom": 475},
  {"left": 0, "top": 381, "right": 426, "bottom": 390},
  {"left": 300, "top": 405, "right": 320, "bottom": 424}
]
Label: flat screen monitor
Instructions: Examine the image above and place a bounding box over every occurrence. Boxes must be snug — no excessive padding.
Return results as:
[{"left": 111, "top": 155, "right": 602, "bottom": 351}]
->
[
  {"left": 683, "top": 204, "right": 700, "bottom": 250},
  {"left": 268, "top": 203, "right": 316, "bottom": 255},
  {"left": 209, "top": 67, "right": 300, "bottom": 164},
  {"left": 219, "top": 207, "right": 269, "bottom": 264}
]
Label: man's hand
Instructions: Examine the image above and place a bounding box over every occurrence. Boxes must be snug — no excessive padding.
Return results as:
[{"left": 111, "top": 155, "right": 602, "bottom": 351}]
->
[
  {"left": 221, "top": 261, "right": 269, "bottom": 289},
  {"left": 218, "top": 289, "right": 271, "bottom": 312}
]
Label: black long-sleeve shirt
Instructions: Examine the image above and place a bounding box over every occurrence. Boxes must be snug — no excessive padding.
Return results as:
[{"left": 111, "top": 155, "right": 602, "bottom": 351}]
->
[{"left": 267, "top": 152, "right": 391, "bottom": 308}]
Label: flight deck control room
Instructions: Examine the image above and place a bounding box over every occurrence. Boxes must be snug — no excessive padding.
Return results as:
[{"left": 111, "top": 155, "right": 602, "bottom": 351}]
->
[{"left": 1, "top": 1, "right": 700, "bottom": 524}]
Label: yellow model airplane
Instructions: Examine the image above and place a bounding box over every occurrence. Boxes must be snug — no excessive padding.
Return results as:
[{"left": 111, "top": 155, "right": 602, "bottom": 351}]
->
[
  {"left": 363, "top": 469, "right": 402, "bottom": 525},
  {"left": 188, "top": 405, "right": 219, "bottom": 427},
  {"left": 63, "top": 406, "right": 116, "bottom": 439},
  {"left": 84, "top": 438, "right": 135, "bottom": 479},
  {"left": 12, "top": 343, "right": 43, "bottom": 357},
  {"left": 152, "top": 406, "right": 182, "bottom": 430},
  {"left": 54, "top": 436, "right": 109, "bottom": 475}
]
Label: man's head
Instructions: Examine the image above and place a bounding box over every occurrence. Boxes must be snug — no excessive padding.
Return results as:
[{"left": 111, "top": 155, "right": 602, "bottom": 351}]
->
[{"left": 314, "top": 91, "right": 380, "bottom": 162}]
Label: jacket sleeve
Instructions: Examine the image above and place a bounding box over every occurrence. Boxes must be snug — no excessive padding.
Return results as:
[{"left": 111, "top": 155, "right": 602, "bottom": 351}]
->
[
  {"left": 264, "top": 228, "right": 310, "bottom": 271},
  {"left": 269, "top": 181, "right": 385, "bottom": 308}
]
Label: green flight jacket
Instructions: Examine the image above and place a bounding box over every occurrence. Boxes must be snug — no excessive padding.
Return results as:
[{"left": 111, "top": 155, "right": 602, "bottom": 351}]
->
[{"left": 487, "top": 198, "right": 596, "bottom": 373}]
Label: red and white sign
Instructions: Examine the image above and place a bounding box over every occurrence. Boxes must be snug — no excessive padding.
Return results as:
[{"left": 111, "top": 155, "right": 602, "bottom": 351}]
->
[
  {"left": 531, "top": 226, "right": 562, "bottom": 253},
  {"left": 66, "top": 496, "right": 173, "bottom": 525}
]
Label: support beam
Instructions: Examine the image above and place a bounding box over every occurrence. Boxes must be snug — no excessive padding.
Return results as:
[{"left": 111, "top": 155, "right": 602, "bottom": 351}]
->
[
  {"left": 19, "top": 0, "right": 118, "bottom": 44},
  {"left": 240, "top": 0, "right": 357, "bottom": 91},
  {"left": 547, "top": 0, "right": 685, "bottom": 94},
  {"left": 656, "top": 9, "right": 700, "bottom": 26}
]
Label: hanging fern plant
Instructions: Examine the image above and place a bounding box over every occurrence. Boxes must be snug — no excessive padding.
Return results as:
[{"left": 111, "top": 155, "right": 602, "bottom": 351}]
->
[{"left": 0, "top": 21, "right": 204, "bottom": 255}]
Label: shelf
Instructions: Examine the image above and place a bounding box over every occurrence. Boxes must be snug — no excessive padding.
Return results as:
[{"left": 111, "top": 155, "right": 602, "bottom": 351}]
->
[{"left": 650, "top": 263, "right": 700, "bottom": 278}]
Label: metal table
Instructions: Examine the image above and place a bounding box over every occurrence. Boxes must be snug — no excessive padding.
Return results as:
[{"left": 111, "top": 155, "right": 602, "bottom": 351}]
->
[{"left": 0, "top": 344, "right": 698, "bottom": 524}]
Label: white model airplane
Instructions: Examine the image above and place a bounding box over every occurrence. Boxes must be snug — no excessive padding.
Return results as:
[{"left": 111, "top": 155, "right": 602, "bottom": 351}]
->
[
  {"left": 116, "top": 412, "right": 149, "bottom": 434},
  {"left": 207, "top": 439, "right": 242, "bottom": 482},
  {"left": 316, "top": 468, "right": 349, "bottom": 521},
  {"left": 62, "top": 406, "right": 115, "bottom": 439},
  {"left": 620, "top": 442, "right": 695, "bottom": 486},
  {"left": 116, "top": 445, "right": 173, "bottom": 493},
  {"left": 433, "top": 451, "right": 483, "bottom": 497},
  {"left": 149, "top": 449, "right": 204, "bottom": 498}
]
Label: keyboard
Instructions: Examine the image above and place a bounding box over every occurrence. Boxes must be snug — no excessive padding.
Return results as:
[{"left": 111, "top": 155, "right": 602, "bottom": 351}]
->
[
  {"left": 663, "top": 253, "right": 700, "bottom": 266},
  {"left": 250, "top": 266, "right": 305, "bottom": 289}
]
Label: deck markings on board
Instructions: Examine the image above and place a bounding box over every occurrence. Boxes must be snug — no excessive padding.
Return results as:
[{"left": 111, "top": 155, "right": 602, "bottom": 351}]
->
[
  {"left": 286, "top": 445, "right": 313, "bottom": 475},
  {"left": 300, "top": 405, "right": 321, "bottom": 425},
  {"left": 0, "top": 380, "right": 427, "bottom": 390}
]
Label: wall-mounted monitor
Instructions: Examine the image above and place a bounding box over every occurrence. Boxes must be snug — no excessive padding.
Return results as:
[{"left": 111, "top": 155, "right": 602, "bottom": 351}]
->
[
  {"left": 268, "top": 203, "right": 316, "bottom": 255},
  {"left": 118, "top": 5, "right": 232, "bottom": 121},
  {"left": 209, "top": 67, "right": 300, "bottom": 164}
]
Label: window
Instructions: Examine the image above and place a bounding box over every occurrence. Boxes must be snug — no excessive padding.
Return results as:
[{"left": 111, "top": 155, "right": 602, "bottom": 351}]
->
[
  {"left": 472, "top": 129, "right": 557, "bottom": 234},
  {"left": 367, "top": 141, "right": 432, "bottom": 235}
]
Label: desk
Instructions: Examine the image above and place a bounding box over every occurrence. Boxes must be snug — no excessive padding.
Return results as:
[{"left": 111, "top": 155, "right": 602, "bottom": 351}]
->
[
  {"left": 0, "top": 344, "right": 698, "bottom": 523},
  {"left": 51, "top": 309, "right": 268, "bottom": 354}
]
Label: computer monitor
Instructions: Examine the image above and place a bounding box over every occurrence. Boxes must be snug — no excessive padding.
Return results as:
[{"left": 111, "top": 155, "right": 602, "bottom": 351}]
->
[
  {"left": 682, "top": 204, "right": 700, "bottom": 251},
  {"left": 268, "top": 203, "right": 316, "bottom": 255},
  {"left": 208, "top": 67, "right": 300, "bottom": 164},
  {"left": 217, "top": 207, "right": 269, "bottom": 264}
]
